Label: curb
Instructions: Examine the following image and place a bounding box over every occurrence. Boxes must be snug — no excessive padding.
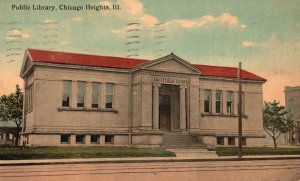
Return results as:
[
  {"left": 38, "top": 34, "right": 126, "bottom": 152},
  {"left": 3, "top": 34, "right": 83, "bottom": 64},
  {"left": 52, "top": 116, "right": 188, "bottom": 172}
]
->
[{"left": 0, "top": 156, "right": 300, "bottom": 166}]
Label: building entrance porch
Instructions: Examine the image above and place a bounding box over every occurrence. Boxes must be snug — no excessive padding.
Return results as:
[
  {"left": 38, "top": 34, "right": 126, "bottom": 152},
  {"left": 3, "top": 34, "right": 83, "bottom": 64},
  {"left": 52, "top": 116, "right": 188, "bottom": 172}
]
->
[{"left": 153, "top": 84, "right": 187, "bottom": 132}]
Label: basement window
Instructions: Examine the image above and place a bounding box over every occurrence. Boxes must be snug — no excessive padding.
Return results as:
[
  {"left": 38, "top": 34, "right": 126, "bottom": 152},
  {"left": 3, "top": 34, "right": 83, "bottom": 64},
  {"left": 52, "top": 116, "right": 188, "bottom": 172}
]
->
[
  {"left": 217, "top": 137, "right": 224, "bottom": 145},
  {"left": 242, "top": 137, "right": 247, "bottom": 146},
  {"left": 90, "top": 135, "right": 100, "bottom": 144},
  {"left": 61, "top": 135, "right": 70, "bottom": 144},
  {"left": 76, "top": 135, "right": 85, "bottom": 144},
  {"left": 105, "top": 135, "right": 114, "bottom": 144},
  {"left": 228, "top": 137, "right": 235, "bottom": 145}
]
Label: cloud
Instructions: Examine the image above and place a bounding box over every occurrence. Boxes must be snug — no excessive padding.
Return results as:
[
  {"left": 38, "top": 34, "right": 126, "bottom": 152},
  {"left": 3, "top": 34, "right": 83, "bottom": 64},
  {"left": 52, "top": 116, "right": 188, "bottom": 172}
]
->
[
  {"left": 119, "top": 0, "right": 144, "bottom": 18},
  {"left": 138, "top": 14, "right": 159, "bottom": 26},
  {"left": 22, "top": 33, "right": 30, "bottom": 39},
  {"left": 6, "top": 29, "right": 30, "bottom": 40},
  {"left": 241, "top": 41, "right": 255, "bottom": 47},
  {"left": 72, "top": 16, "right": 83, "bottom": 22},
  {"left": 111, "top": 14, "right": 158, "bottom": 36},
  {"left": 60, "top": 41, "right": 71, "bottom": 45},
  {"left": 240, "top": 24, "right": 247, "bottom": 29},
  {"left": 9, "top": 29, "right": 22, "bottom": 36},
  {"left": 111, "top": 29, "right": 123, "bottom": 34},
  {"left": 217, "top": 13, "right": 238, "bottom": 25},
  {"left": 4, "top": 37, "right": 17, "bottom": 41},
  {"left": 43, "top": 19, "right": 58, "bottom": 24},
  {"left": 166, "top": 15, "right": 214, "bottom": 29},
  {"left": 165, "top": 13, "right": 246, "bottom": 30}
]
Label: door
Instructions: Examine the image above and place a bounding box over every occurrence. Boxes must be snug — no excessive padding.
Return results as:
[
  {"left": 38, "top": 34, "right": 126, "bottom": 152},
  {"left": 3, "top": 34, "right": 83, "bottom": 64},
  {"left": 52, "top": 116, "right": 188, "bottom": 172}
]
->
[
  {"left": 159, "top": 95, "right": 171, "bottom": 131},
  {"left": 159, "top": 106, "right": 170, "bottom": 130}
]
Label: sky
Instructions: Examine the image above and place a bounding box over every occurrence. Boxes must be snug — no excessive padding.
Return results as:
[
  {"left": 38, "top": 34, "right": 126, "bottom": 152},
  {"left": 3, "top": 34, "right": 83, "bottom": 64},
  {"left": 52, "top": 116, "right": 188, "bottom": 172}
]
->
[{"left": 0, "top": 0, "right": 299, "bottom": 104}]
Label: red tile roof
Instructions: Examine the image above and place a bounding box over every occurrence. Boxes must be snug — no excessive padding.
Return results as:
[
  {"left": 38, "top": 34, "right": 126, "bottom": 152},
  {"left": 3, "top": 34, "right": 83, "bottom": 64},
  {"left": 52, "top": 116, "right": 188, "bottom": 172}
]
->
[
  {"left": 193, "top": 64, "right": 266, "bottom": 81},
  {"left": 27, "top": 49, "right": 147, "bottom": 69},
  {"left": 27, "top": 49, "right": 266, "bottom": 81}
]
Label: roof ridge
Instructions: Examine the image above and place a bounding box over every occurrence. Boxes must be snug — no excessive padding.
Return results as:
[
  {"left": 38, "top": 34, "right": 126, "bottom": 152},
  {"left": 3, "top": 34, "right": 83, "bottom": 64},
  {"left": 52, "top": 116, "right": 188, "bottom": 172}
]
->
[
  {"left": 27, "top": 48, "right": 148, "bottom": 62},
  {"left": 193, "top": 63, "right": 239, "bottom": 69}
]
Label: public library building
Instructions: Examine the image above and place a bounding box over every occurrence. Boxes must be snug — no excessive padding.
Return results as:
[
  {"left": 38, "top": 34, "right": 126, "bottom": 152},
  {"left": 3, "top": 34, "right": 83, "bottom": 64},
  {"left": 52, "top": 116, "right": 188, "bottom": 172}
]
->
[{"left": 20, "top": 49, "right": 267, "bottom": 147}]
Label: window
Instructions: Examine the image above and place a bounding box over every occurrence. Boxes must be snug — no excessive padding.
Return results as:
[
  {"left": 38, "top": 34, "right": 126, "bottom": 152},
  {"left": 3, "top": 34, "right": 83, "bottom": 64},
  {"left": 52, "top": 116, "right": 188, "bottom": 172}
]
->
[
  {"left": 60, "top": 135, "right": 70, "bottom": 144},
  {"left": 228, "top": 137, "right": 235, "bottom": 145},
  {"left": 204, "top": 90, "right": 211, "bottom": 113},
  {"left": 242, "top": 137, "right": 246, "bottom": 146},
  {"left": 77, "top": 81, "right": 86, "bottom": 107},
  {"left": 287, "top": 99, "right": 296, "bottom": 115},
  {"left": 216, "top": 90, "right": 222, "bottom": 113},
  {"left": 91, "top": 82, "right": 100, "bottom": 108},
  {"left": 62, "top": 81, "right": 71, "bottom": 107},
  {"left": 76, "top": 135, "right": 85, "bottom": 144},
  {"left": 227, "top": 91, "right": 233, "bottom": 114},
  {"left": 25, "top": 84, "right": 34, "bottom": 112},
  {"left": 106, "top": 83, "right": 114, "bottom": 108},
  {"left": 105, "top": 135, "right": 114, "bottom": 144},
  {"left": 217, "top": 137, "right": 224, "bottom": 145},
  {"left": 90, "top": 135, "right": 100, "bottom": 144}
]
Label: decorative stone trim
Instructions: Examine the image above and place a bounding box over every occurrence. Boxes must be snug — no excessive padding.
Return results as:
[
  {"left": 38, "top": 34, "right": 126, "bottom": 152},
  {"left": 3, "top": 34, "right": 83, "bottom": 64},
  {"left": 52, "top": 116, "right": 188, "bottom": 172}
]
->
[
  {"left": 57, "top": 107, "right": 118, "bottom": 113},
  {"left": 201, "top": 113, "right": 248, "bottom": 118}
]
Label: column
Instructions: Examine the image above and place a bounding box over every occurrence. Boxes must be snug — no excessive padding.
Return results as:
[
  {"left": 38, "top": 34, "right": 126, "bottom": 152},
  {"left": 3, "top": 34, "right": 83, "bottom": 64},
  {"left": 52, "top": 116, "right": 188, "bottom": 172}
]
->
[
  {"left": 180, "top": 85, "right": 187, "bottom": 131},
  {"left": 152, "top": 83, "right": 160, "bottom": 130}
]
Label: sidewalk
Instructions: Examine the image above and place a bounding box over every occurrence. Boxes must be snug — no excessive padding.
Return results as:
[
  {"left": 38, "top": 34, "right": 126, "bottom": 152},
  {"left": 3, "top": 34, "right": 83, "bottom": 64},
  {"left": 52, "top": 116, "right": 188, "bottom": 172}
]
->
[{"left": 0, "top": 155, "right": 299, "bottom": 166}]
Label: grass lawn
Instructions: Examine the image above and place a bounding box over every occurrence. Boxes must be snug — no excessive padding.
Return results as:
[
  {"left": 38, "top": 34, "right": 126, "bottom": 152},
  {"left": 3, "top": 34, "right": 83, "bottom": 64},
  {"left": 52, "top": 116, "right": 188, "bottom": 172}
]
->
[
  {"left": 0, "top": 146, "right": 175, "bottom": 160},
  {"left": 216, "top": 147, "right": 300, "bottom": 156}
]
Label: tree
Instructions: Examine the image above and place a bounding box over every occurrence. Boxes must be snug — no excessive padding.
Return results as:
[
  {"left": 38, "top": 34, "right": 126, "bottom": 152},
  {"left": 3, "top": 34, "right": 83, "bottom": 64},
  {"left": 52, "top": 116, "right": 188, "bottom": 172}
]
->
[
  {"left": 263, "top": 100, "right": 294, "bottom": 148},
  {"left": 0, "top": 85, "right": 23, "bottom": 146}
]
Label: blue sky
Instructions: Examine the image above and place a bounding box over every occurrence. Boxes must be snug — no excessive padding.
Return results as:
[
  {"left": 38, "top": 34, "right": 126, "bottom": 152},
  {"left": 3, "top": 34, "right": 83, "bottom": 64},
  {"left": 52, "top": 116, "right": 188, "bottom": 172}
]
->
[{"left": 0, "top": 0, "right": 299, "bottom": 103}]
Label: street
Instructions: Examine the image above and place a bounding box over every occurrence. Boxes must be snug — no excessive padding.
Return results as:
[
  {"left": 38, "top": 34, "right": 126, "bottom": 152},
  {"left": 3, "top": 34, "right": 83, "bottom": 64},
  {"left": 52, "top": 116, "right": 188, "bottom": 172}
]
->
[{"left": 0, "top": 159, "right": 299, "bottom": 181}]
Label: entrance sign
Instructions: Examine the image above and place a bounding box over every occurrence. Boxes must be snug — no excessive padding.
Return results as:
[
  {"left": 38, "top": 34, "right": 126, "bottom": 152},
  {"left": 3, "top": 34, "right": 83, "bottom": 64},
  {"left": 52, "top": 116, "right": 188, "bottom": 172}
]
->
[{"left": 153, "top": 76, "right": 190, "bottom": 85}]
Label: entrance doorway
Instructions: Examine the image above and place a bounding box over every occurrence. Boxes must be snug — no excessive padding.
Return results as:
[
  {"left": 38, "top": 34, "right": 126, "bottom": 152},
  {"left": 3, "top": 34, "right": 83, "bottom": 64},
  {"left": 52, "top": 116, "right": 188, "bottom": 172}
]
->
[
  {"left": 159, "top": 95, "right": 171, "bottom": 131},
  {"left": 157, "top": 84, "right": 180, "bottom": 131}
]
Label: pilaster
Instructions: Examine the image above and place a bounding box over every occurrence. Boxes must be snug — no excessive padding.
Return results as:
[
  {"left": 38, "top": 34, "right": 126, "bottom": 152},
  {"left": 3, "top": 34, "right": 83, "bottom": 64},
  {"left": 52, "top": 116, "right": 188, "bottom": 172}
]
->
[{"left": 180, "top": 85, "right": 187, "bottom": 131}]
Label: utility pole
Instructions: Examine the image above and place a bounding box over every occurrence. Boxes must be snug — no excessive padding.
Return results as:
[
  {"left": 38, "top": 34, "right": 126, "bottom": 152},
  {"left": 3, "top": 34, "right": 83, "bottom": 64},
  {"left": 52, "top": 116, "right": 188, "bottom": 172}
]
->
[{"left": 238, "top": 62, "right": 243, "bottom": 158}]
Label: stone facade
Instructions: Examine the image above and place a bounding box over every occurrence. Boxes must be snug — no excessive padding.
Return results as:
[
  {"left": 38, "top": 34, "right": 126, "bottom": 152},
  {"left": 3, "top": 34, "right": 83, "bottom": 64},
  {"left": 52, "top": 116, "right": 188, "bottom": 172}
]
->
[
  {"left": 285, "top": 86, "right": 300, "bottom": 145},
  {"left": 20, "top": 49, "right": 266, "bottom": 147}
]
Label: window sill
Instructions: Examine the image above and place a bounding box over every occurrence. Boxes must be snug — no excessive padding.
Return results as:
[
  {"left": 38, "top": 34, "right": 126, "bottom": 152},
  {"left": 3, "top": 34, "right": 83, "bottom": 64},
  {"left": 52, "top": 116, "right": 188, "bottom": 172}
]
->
[
  {"left": 201, "top": 113, "right": 247, "bottom": 118},
  {"left": 60, "top": 142, "right": 70, "bottom": 144},
  {"left": 57, "top": 107, "right": 118, "bottom": 113},
  {"left": 25, "top": 110, "right": 33, "bottom": 114}
]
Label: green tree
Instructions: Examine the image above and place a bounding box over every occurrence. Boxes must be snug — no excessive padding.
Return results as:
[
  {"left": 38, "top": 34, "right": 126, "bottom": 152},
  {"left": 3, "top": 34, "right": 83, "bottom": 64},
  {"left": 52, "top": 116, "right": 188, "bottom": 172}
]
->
[
  {"left": 0, "top": 85, "right": 23, "bottom": 146},
  {"left": 263, "top": 100, "right": 294, "bottom": 148}
]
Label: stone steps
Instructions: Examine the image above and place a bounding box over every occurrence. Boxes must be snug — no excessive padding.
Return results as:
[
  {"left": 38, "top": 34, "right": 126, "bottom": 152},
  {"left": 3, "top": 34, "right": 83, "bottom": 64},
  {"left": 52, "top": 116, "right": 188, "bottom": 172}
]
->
[
  {"left": 167, "top": 149, "right": 218, "bottom": 158},
  {"left": 163, "top": 132, "right": 205, "bottom": 149},
  {"left": 164, "top": 144, "right": 206, "bottom": 149},
  {"left": 163, "top": 133, "right": 218, "bottom": 158}
]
